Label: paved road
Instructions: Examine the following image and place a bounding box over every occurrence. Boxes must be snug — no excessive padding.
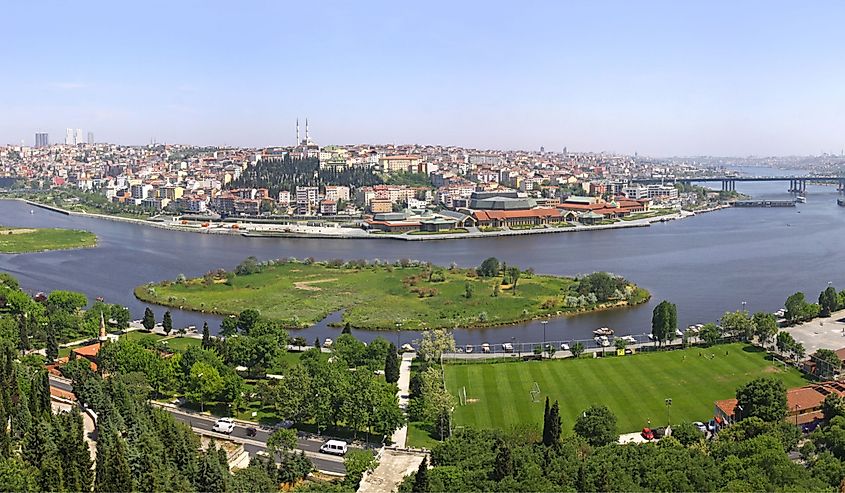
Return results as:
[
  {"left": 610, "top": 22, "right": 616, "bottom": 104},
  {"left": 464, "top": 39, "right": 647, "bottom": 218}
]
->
[{"left": 49, "top": 375, "right": 351, "bottom": 474}]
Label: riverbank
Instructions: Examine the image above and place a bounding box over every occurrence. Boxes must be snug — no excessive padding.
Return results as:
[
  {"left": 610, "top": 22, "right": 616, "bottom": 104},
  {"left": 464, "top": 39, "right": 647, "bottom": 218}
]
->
[
  {"left": 135, "top": 259, "right": 650, "bottom": 330},
  {"left": 13, "top": 196, "right": 709, "bottom": 241}
]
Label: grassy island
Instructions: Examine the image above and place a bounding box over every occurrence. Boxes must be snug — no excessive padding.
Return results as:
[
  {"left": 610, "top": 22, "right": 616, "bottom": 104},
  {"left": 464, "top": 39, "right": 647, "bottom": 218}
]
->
[
  {"left": 135, "top": 256, "right": 650, "bottom": 330},
  {"left": 0, "top": 226, "right": 97, "bottom": 253}
]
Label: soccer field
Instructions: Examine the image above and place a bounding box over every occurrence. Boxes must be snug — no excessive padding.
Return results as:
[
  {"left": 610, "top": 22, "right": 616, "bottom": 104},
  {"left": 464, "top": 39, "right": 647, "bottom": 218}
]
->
[{"left": 445, "top": 343, "right": 808, "bottom": 434}]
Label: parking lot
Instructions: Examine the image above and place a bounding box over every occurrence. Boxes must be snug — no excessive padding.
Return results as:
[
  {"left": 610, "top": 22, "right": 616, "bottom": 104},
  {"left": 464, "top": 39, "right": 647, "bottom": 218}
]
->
[{"left": 782, "top": 309, "right": 845, "bottom": 354}]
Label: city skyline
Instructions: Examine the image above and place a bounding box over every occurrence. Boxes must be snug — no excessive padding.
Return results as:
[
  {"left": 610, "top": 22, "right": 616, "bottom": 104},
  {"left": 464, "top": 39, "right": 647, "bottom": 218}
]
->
[{"left": 3, "top": 1, "right": 845, "bottom": 156}]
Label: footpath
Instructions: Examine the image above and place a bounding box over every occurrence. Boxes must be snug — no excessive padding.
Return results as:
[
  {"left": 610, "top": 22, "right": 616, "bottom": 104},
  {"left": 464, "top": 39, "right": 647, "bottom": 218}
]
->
[{"left": 358, "top": 352, "right": 426, "bottom": 493}]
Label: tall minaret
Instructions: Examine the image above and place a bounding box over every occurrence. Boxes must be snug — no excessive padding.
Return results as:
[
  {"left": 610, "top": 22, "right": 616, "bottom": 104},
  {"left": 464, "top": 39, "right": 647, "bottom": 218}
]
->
[
  {"left": 305, "top": 118, "right": 310, "bottom": 143},
  {"left": 296, "top": 118, "right": 300, "bottom": 145}
]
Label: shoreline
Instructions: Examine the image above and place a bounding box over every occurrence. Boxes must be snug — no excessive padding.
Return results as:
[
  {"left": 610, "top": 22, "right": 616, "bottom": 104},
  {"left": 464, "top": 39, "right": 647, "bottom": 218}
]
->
[{"left": 10, "top": 197, "right": 727, "bottom": 241}]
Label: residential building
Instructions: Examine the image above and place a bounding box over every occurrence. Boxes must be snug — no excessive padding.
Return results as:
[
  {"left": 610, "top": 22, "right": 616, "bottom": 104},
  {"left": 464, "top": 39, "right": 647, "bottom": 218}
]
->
[
  {"left": 35, "top": 132, "right": 49, "bottom": 148},
  {"left": 295, "top": 186, "right": 319, "bottom": 215},
  {"left": 379, "top": 155, "right": 421, "bottom": 173},
  {"left": 320, "top": 200, "right": 338, "bottom": 215}
]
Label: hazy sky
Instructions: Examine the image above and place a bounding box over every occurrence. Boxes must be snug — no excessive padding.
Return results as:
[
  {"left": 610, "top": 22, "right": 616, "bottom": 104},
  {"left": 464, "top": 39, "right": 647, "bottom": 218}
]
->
[{"left": 2, "top": 1, "right": 844, "bottom": 156}]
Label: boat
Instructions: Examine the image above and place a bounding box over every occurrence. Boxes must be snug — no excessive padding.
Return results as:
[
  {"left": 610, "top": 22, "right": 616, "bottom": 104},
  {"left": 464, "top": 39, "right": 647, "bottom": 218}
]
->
[
  {"left": 796, "top": 196, "right": 806, "bottom": 203},
  {"left": 95, "top": 296, "right": 104, "bottom": 302},
  {"left": 502, "top": 342, "right": 514, "bottom": 352},
  {"left": 621, "top": 335, "right": 637, "bottom": 343},
  {"left": 593, "top": 327, "right": 614, "bottom": 336},
  {"left": 560, "top": 343, "right": 570, "bottom": 351},
  {"left": 594, "top": 335, "right": 611, "bottom": 347},
  {"left": 465, "top": 344, "right": 474, "bottom": 353},
  {"left": 30, "top": 210, "right": 34, "bottom": 214},
  {"left": 838, "top": 198, "right": 845, "bottom": 207},
  {"left": 322, "top": 338, "right": 333, "bottom": 348},
  {"left": 481, "top": 343, "right": 491, "bottom": 353},
  {"left": 675, "top": 329, "right": 684, "bottom": 338}
]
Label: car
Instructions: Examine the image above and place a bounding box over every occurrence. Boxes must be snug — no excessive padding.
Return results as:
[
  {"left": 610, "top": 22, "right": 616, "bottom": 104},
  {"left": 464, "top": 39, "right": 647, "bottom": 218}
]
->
[
  {"left": 641, "top": 427, "right": 654, "bottom": 440},
  {"left": 212, "top": 417, "right": 235, "bottom": 434},
  {"left": 246, "top": 427, "right": 257, "bottom": 437},
  {"left": 276, "top": 419, "right": 294, "bottom": 429},
  {"left": 705, "top": 420, "right": 717, "bottom": 433},
  {"left": 693, "top": 421, "right": 707, "bottom": 433},
  {"left": 319, "top": 439, "right": 348, "bottom": 456},
  {"left": 654, "top": 427, "right": 668, "bottom": 439}
]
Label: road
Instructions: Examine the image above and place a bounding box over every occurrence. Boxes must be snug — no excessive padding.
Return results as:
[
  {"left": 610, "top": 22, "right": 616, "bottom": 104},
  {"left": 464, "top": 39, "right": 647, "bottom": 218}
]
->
[{"left": 49, "top": 375, "right": 351, "bottom": 474}]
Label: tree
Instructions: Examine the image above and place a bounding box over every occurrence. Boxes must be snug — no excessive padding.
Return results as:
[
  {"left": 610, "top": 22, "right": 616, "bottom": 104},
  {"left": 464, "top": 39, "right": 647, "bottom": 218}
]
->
[
  {"left": 814, "top": 349, "right": 842, "bottom": 380},
  {"left": 491, "top": 441, "right": 514, "bottom": 481},
  {"left": 508, "top": 267, "right": 521, "bottom": 293},
  {"left": 95, "top": 431, "right": 132, "bottom": 493},
  {"left": 142, "top": 307, "right": 155, "bottom": 331},
  {"left": 721, "top": 310, "right": 754, "bottom": 340},
  {"left": 237, "top": 309, "right": 260, "bottom": 334},
  {"left": 220, "top": 317, "right": 238, "bottom": 337},
  {"left": 342, "top": 322, "right": 351, "bottom": 335},
  {"left": 46, "top": 290, "right": 87, "bottom": 314},
  {"left": 543, "top": 400, "right": 562, "bottom": 446},
  {"left": 672, "top": 421, "right": 704, "bottom": 446},
  {"left": 162, "top": 310, "right": 173, "bottom": 335},
  {"left": 417, "top": 329, "right": 456, "bottom": 363},
  {"left": 492, "top": 282, "right": 501, "bottom": 297},
  {"left": 202, "top": 322, "right": 212, "bottom": 349},
  {"left": 385, "top": 343, "right": 400, "bottom": 384},
  {"left": 615, "top": 338, "right": 628, "bottom": 351},
  {"left": 477, "top": 257, "right": 500, "bottom": 277},
  {"left": 45, "top": 326, "right": 58, "bottom": 363},
  {"left": 196, "top": 444, "right": 229, "bottom": 493},
  {"left": 419, "top": 366, "right": 455, "bottom": 440},
  {"left": 820, "top": 286, "right": 839, "bottom": 317},
  {"left": 571, "top": 342, "right": 585, "bottom": 358},
  {"left": 464, "top": 281, "right": 474, "bottom": 299},
  {"left": 574, "top": 405, "right": 618, "bottom": 447},
  {"left": 651, "top": 300, "right": 677, "bottom": 346},
  {"left": 752, "top": 312, "right": 779, "bottom": 346},
  {"left": 186, "top": 362, "right": 223, "bottom": 412},
  {"left": 736, "top": 377, "right": 787, "bottom": 422},
  {"left": 412, "top": 457, "right": 429, "bottom": 493},
  {"left": 700, "top": 323, "right": 721, "bottom": 347},
  {"left": 266, "top": 428, "right": 297, "bottom": 461}
]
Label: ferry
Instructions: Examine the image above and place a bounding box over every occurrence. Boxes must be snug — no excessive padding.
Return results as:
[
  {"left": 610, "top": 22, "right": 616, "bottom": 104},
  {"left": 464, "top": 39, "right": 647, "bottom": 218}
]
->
[
  {"left": 796, "top": 196, "right": 806, "bottom": 203},
  {"left": 593, "top": 327, "right": 614, "bottom": 336}
]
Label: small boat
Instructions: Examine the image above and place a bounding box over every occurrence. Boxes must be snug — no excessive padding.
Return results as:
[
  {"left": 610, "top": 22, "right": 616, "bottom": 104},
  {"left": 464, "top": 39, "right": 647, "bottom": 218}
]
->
[
  {"left": 594, "top": 335, "right": 610, "bottom": 347},
  {"left": 465, "top": 344, "right": 474, "bottom": 353},
  {"left": 593, "top": 327, "right": 614, "bottom": 336},
  {"left": 481, "top": 343, "right": 491, "bottom": 353},
  {"left": 560, "top": 343, "right": 570, "bottom": 351},
  {"left": 30, "top": 210, "right": 34, "bottom": 214},
  {"left": 838, "top": 198, "right": 845, "bottom": 207},
  {"left": 502, "top": 342, "right": 514, "bottom": 352},
  {"left": 95, "top": 296, "right": 104, "bottom": 302},
  {"left": 675, "top": 329, "right": 684, "bottom": 338},
  {"left": 796, "top": 196, "right": 806, "bottom": 203},
  {"left": 322, "top": 338, "right": 333, "bottom": 348}
]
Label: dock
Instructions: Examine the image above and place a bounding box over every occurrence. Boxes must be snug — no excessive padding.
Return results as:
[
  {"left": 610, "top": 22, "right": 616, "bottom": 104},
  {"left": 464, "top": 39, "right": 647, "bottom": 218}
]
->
[{"left": 732, "top": 200, "right": 796, "bottom": 208}]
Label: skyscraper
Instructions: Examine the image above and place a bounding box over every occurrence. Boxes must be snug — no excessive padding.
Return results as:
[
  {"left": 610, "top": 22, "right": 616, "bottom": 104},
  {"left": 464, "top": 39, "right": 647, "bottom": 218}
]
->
[
  {"left": 75, "top": 128, "right": 83, "bottom": 145},
  {"left": 87, "top": 132, "right": 94, "bottom": 145},
  {"left": 35, "top": 132, "right": 49, "bottom": 148},
  {"left": 65, "top": 128, "right": 74, "bottom": 145}
]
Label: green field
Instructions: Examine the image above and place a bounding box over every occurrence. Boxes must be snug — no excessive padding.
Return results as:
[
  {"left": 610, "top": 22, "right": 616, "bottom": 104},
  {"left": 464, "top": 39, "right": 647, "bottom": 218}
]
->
[
  {"left": 445, "top": 344, "right": 808, "bottom": 434},
  {"left": 136, "top": 260, "right": 649, "bottom": 330},
  {"left": 0, "top": 226, "right": 97, "bottom": 253}
]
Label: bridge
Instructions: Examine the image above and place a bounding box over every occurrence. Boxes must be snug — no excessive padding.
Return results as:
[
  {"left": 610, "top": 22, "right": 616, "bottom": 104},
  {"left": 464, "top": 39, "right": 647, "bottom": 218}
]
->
[{"left": 631, "top": 176, "right": 845, "bottom": 193}]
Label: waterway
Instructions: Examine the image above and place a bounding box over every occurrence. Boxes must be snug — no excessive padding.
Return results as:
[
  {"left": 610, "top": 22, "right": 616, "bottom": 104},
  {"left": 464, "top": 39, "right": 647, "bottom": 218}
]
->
[{"left": 1, "top": 167, "right": 843, "bottom": 347}]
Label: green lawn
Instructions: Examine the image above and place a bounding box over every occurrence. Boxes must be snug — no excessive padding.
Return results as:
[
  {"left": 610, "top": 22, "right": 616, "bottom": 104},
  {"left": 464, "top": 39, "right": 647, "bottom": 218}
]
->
[
  {"left": 161, "top": 336, "right": 201, "bottom": 351},
  {"left": 136, "top": 260, "right": 647, "bottom": 330},
  {"left": 0, "top": 226, "right": 97, "bottom": 253},
  {"left": 444, "top": 344, "right": 808, "bottom": 435}
]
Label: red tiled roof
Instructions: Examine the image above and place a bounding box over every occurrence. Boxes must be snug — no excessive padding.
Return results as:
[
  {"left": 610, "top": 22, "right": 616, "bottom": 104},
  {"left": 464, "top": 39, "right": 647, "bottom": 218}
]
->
[{"left": 72, "top": 343, "right": 101, "bottom": 358}]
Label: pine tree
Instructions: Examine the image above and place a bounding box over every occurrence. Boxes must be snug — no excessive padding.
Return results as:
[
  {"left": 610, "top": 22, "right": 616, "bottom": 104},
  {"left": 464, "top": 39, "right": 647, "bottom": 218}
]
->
[
  {"left": 202, "top": 322, "right": 212, "bottom": 349},
  {"left": 142, "top": 307, "right": 155, "bottom": 331},
  {"left": 39, "top": 371, "right": 51, "bottom": 419},
  {"left": 548, "top": 400, "right": 562, "bottom": 446},
  {"left": 385, "top": 343, "right": 400, "bottom": 384},
  {"left": 96, "top": 431, "right": 133, "bottom": 493},
  {"left": 196, "top": 445, "right": 229, "bottom": 493},
  {"left": 542, "top": 397, "right": 551, "bottom": 445},
  {"left": 162, "top": 311, "right": 173, "bottom": 335},
  {"left": 412, "top": 456, "right": 429, "bottom": 493},
  {"left": 314, "top": 337, "right": 320, "bottom": 349}
]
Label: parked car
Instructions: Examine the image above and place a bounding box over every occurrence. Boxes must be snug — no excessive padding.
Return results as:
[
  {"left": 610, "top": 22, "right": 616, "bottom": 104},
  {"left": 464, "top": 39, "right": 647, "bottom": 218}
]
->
[
  {"left": 246, "top": 427, "right": 257, "bottom": 437},
  {"left": 319, "top": 439, "right": 348, "bottom": 456},
  {"left": 212, "top": 417, "right": 235, "bottom": 434},
  {"left": 641, "top": 427, "right": 654, "bottom": 440},
  {"left": 693, "top": 421, "right": 707, "bottom": 434}
]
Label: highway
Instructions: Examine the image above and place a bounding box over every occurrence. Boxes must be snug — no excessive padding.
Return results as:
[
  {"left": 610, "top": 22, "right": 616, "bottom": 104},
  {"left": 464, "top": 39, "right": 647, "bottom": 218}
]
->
[{"left": 49, "top": 375, "right": 354, "bottom": 474}]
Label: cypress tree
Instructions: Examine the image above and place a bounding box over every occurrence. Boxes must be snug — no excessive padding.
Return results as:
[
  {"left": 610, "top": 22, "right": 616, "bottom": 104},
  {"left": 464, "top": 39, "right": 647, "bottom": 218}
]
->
[
  {"left": 548, "top": 400, "right": 562, "bottom": 446},
  {"left": 18, "top": 314, "right": 30, "bottom": 352},
  {"left": 142, "top": 307, "right": 155, "bottom": 331},
  {"left": 202, "top": 322, "right": 212, "bottom": 349},
  {"left": 385, "top": 343, "right": 400, "bottom": 384},
  {"left": 162, "top": 311, "right": 173, "bottom": 335},
  {"left": 342, "top": 322, "right": 351, "bottom": 334},
  {"left": 196, "top": 446, "right": 228, "bottom": 493},
  {"left": 45, "top": 326, "right": 58, "bottom": 363},
  {"left": 39, "top": 371, "right": 51, "bottom": 419},
  {"left": 96, "top": 432, "right": 133, "bottom": 493},
  {"left": 492, "top": 441, "right": 514, "bottom": 481},
  {"left": 412, "top": 456, "right": 429, "bottom": 493},
  {"left": 542, "top": 397, "right": 551, "bottom": 445}
]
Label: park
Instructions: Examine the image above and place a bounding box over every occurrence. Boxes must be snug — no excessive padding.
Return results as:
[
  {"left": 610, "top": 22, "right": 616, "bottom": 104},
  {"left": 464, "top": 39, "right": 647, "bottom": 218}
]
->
[
  {"left": 135, "top": 257, "right": 650, "bottom": 330},
  {"left": 443, "top": 343, "right": 808, "bottom": 434},
  {"left": 0, "top": 226, "right": 97, "bottom": 253}
]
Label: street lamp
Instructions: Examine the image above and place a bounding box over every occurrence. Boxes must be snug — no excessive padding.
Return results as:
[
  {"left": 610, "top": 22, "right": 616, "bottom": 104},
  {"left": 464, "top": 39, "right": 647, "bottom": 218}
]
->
[
  {"left": 665, "top": 398, "right": 672, "bottom": 425},
  {"left": 741, "top": 301, "right": 747, "bottom": 312},
  {"left": 395, "top": 321, "right": 402, "bottom": 350},
  {"left": 541, "top": 320, "right": 548, "bottom": 358}
]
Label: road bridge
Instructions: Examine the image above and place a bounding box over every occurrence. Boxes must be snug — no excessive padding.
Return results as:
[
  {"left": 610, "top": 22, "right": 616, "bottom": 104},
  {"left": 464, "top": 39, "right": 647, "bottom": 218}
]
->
[{"left": 631, "top": 176, "right": 845, "bottom": 193}]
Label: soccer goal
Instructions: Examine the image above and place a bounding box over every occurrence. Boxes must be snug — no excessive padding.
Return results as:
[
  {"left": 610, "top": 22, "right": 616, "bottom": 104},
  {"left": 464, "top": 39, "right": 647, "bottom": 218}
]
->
[
  {"left": 459, "top": 386, "right": 468, "bottom": 406},
  {"left": 530, "top": 382, "right": 541, "bottom": 403}
]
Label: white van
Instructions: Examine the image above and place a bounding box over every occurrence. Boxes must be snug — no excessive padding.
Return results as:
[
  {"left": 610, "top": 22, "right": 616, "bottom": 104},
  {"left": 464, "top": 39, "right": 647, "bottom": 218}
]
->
[{"left": 319, "top": 439, "right": 348, "bottom": 456}]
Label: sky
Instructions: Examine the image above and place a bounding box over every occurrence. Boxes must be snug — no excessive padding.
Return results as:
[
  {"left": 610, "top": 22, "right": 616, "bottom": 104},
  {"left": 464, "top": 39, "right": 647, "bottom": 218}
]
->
[{"left": 2, "top": 1, "right": 845, "bottom": 156}]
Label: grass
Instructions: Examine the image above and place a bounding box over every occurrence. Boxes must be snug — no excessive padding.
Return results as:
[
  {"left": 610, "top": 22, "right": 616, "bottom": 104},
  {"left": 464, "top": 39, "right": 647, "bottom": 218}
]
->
[
  {"left": 408, "top": 228, "right": 469, "bottom": 235},
  {"left": 444, "top": 343, "right": 808, "bottom": 435},
  {"left": 135, "top": 261, "right": 648, "bottom": 330},
  {"left": 620, "top": 210, "right": 675, "bottom": 222},
  {"left": 0, "top": 226, "right": 97, "bottom": 253}
]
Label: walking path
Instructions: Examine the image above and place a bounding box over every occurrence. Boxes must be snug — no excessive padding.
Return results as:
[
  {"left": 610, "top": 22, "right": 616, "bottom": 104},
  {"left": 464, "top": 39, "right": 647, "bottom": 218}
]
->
[{"left": 390, "top": 352, "right": 414, "bottom": 447}]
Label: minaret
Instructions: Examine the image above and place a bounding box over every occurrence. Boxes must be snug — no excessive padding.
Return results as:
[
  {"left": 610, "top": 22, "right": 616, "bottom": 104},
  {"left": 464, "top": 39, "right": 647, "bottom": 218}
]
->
[
  {"left": 296, "top": 118, "right": 300, "bottom": 145},
  {"left": 98, "top": 311, "right": 107, "bottom": 342},
  {"left": 305, "top": 118, "right": 310, "bottom": 143}
]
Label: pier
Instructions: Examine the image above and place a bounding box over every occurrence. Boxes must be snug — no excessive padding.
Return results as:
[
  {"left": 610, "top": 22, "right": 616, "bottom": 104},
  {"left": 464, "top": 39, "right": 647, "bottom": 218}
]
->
[{"left": 732, "top": 200, "right": 796, "bottom": 208}]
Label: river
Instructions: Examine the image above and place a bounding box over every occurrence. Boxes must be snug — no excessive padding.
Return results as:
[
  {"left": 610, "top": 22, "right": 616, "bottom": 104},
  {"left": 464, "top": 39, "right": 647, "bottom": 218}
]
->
[{"left": 1, "top": 168, "right": 843, "bottom": 347}]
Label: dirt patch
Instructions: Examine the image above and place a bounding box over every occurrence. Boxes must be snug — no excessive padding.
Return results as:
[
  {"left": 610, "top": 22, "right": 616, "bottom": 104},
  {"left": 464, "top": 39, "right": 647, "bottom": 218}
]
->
[
  {"left": 0, "top": 228, "right": 37, "bottom": 235},
  {"left": 466, "top": 398, "right": 480, "bottom": 404},
  {"left": 293, "top": 278, "right": 337, "bottom": 291},
  {"left": 763, "top": 366, "right": 782, "bottom": 374}
]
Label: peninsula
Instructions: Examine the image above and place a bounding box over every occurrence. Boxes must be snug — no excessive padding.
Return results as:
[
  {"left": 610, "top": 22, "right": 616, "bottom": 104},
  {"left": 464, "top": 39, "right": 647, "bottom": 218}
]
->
[{"left": 135, "top": 257, "right": 650, "bottom": 330}]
